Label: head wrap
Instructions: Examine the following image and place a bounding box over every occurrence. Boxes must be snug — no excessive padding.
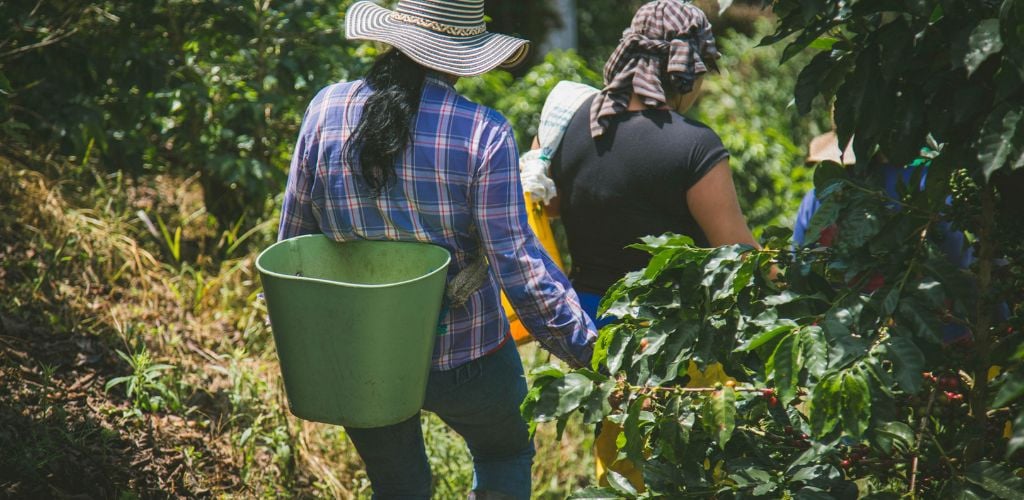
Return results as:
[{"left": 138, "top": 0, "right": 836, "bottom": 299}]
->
[{"left": 590, "top": 0, "right": 720, "bottom": 138}]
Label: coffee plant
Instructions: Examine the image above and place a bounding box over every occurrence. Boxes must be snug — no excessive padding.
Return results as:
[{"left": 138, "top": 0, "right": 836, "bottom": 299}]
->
[{"left": 524, "top": 1, "right": 1024, "bottom": 498}]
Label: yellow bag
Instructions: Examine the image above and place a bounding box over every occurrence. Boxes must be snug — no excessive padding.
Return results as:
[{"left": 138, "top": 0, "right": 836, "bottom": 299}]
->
[{"left": 502, "top": 192, "right": 563, "bottom": 344}]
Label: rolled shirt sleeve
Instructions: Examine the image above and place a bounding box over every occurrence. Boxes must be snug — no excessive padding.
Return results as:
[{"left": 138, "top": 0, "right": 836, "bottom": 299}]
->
[{"left": 471, "top": 121, "right": 597, "bottom": 367}]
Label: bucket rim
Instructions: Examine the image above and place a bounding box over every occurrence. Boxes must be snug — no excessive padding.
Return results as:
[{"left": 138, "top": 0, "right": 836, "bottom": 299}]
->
[{"left": 255, "top": 234, "right": 452, "bottom": 290}]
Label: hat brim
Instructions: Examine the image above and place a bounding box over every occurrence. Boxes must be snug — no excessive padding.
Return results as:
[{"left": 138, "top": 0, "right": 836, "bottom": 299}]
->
[{"left": 345, "top": 1, "right": 530, "bottom": 77}]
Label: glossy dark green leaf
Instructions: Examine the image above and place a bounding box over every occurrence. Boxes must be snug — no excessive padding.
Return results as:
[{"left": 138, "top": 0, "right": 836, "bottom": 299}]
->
[
  {"left": 803, "top": 197, "right": 842, "bottom": 247},
  {"left": 885, "top": 335, "right": 925, "bottom": 393},
  {"left": 620, "top": 395, "right": 648, "bottom": 463},
  {"left": 993, "top": 373, "right": 1024, "bottom": 407},
  {"left": 880, "top": 285, "right": 901, "bottom": 317},
  {"left": 813, "top": 160, "right": 848, "bottom": 191},
  {"left": 836, "top": 202, "right": 883, "bottom": 250},
  {"left": 529, "top": 364, "right": 566, "bottom": 380},
  {"left": 568, "top": 487, "right": 625, "bottom": 499},
  {"left": 591, "top": 325, "right": 614, "bottom": 371},
  {"left": 873, "top": 421, "right": 914, "bottom": 456},
  {"left": 795, "top": 51, "right": 832, "bottom": 115},
  {"left": 582, "top": 379, "right": 615, "bottom": 424},
  {"left": 978, "top": 105, "right": 1023, "bottom": 179},
  {"left": 736, "top": 324, "right": 793, "bottom": 352},
  {"left": 965, "top": 19, "right": 1004, "bottom": 76},
  {"left": 965, "top": 460, "right": 1024, "bottom": 499},
  {"left": 606, "top": 470, "right": 639, "bottom": 497},
  {"left": 555, "top": 373, "right": 595, "bottom": 415},
  {"left": 768, "top": 333, "right": 799, "bottom": 403},
  {"left": 896, "top": 297, "right": 944, "bottom": 343},
  {"left": 606, "top": 325, "right": 634, "bottom": 375},
  {"left": 794, "top": 486, "right": 836, "bottom": 499},
  {"left": 861, "top": 493, "right": 901, "bottom": 500},
  {"left": 753, "top": 481, "right": 778, "bottom": 496},
  {"left": 801, "top": 326, "right": 829, "bottom": 381},
  {"left": 705, "top": 387, "right": 737, "bottom": 449},
  {"left": 809, "top": 372, "right": 842, "bottom": 436},
  {"left": 840, "top": 369, "right": 871, "bottom": 437},
  {"left": 1007, "top": 411, "right": 1024, "bottom": 458}
]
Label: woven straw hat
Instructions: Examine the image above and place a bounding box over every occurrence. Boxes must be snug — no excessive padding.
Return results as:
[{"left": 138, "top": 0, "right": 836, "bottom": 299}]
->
[{"left": 345, "top": 0, "right": 530, "bottom": 77}]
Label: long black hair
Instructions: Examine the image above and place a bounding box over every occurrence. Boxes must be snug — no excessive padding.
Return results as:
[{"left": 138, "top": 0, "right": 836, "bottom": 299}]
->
[{"left": 344, "top": 50, "right": 428, "bottom": 196}]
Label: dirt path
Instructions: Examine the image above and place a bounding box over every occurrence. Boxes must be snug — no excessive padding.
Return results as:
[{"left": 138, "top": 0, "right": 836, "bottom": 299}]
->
[{"left": 0, "top": 315, "right": 239, "bottom": 498}]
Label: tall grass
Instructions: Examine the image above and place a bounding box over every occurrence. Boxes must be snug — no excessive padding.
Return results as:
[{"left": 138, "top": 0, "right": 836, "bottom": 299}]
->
[{"left": 0, "top": 159, "right": 596, "bottom": 497}]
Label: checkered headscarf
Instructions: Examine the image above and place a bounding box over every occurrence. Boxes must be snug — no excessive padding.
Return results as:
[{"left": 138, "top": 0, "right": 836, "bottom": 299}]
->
[{"left": 590, "top": 0, "right": 720, "bottom": 138}]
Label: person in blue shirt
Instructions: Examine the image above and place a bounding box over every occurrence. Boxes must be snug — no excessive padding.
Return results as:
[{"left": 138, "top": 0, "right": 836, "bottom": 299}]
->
[{"left": 792, "top": 132, "right": 977, "bottom": 342}]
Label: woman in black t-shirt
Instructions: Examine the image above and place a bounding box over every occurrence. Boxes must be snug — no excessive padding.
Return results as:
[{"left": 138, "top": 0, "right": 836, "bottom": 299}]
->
[{"left": 544, "top": 0, "right": 759, "bottom": 325}]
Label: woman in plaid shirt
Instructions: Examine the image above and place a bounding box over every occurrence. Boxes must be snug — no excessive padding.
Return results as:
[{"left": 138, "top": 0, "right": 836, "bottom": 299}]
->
[{"left": 277, "top": 1, "right": 597, "bottom": 498}]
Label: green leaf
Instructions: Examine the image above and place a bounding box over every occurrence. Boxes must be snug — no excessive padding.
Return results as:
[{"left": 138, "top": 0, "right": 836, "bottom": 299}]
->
[
  {"left": 801, "top": 326, "right": 829, "bottom": 381},
  {"left": 978, "top": 105, "right": 1023, "bottom": 179},
  {"left": 736, "top": 324, "right": 793, "bottom": 352},
  {"left": 943, "top": 485, "right": 987, "bottom": 500},
  {"left": 555, "top": 373, "right": 595, "bottom": 415},
  {"left": 753, "top": 481, "right": 778, "bottom": 496},
  {"left": 620, "top": 395, "right": 648, "bottom": 463},
  {"left": 881, "top": 286, "right": 901, "bottom": 317},
  {"left": 592, "top": 324, "right": 615, "bottom": 372},
  {"left": 836, "top": 202, "right": 882, "bottom": 250},
  {"left": 993, "top": 371, "right": 1024, "bottom": 407},
  {"left": 965, "top": 19, "right": 1004, "bottom": 76},
  {"left": 965, "top": 461, "right": 1024, "bottom": 499},
  {"left": 809, "top": 36, "right": 839, "bottom": 51},
  {"left": 803, "top": 197, "right": 841, "bottom": 247},
  {"left": 840, "top": 369, "right": 871, "bottom": 437},
  {"left": 809, "top": 372, "right": 842, "bottom": 436},
  {"left": 795, "top": 486, "right": 837, "bottom": 499},
  {"left": 705, "top": 387, "right": 737, "bottom": 448},
  {"left": 873, "top": 421, "right": 914, "bottom": 456},
  {"left": 768, "top": 333, "right": 799, "bottom": 403},
  {"left": 885, "top": 335, "right": 925, "bottom": 393},
  {"left": 568, "top": 487, "right": 625, "bottom": 499},
  {"left": 813, "top": 160, "right": 847, "bottom": 191},
  {"left": 104, "top": 376, "right": 133, "bottom": 392},
  {"left": 1007, "top": 411, "right": 1024, "bottom": 458},
  {"left": 606, "top": 470, "right": 639, "bottom": 497},
  {"left": 606, "top": 325, "right": 634, "bottom": 374},
  {"left": 529, "top": 364, "right": 565, "bottom": 380},
  {"left": 795, "top": 51, "right": 832, "bottom": 115},
  {"left": 787, "top": 440, "right": 835, "bottom": 473},
  {"left": 582, "top": 379, "right": 615, "bottom": 424},
  {"left": 896, "top": 297, "right": 944, "bottom": 343}
]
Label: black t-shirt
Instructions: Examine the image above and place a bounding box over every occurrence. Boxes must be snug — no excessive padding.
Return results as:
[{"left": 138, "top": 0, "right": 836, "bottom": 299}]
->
[{"left": 549, "top": 96, "right": 729, "bottom": 293}]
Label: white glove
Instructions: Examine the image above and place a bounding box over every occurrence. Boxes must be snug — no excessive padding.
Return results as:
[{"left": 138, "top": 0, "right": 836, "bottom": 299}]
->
[{"left": 519, "top": 149, "right": 558, "bottom": 205}]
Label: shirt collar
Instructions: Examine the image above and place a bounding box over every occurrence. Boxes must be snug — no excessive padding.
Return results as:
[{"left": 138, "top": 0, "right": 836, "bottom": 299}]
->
[{"left": 424, "top": 71, "right": 457, "bottom": 89}]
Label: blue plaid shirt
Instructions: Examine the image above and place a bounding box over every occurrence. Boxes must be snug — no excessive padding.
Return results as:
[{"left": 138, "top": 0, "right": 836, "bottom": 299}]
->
[{"left": 279, "top": 74, "right": 596, "bottom": 370}]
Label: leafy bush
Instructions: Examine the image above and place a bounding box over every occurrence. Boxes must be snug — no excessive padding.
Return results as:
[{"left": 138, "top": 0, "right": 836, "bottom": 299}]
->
[
  {"left": 525, "top": 0, "right": 1024, "bottom": 498},
  {"left": 0, "top": 1, "right": 372, "bottom": 228}
]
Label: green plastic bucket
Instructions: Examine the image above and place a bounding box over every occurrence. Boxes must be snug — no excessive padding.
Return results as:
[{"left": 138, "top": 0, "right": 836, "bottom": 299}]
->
[{"left": 256, "top": 235, "right": 450, "bottom": 428}]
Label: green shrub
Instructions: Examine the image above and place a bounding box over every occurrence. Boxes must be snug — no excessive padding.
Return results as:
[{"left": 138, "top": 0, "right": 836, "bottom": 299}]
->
[{"left": 0, "top": 1, "right": 372, "bottom": 228}]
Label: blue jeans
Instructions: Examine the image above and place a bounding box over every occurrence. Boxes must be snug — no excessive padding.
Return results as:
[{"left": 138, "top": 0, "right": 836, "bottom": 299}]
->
[{"left": 345, "top": 339, "right": 535, "bottom": 499}]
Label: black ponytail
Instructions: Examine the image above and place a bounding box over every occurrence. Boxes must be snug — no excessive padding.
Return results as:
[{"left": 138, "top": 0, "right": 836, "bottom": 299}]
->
[{"left": 345, "top": 50, "right": 427, "bottom": 196}]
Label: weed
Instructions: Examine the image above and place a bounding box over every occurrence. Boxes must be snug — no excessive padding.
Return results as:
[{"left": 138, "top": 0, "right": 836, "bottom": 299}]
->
[{"left": 105, "top": 347, "right": 180, "bottom": 417}]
